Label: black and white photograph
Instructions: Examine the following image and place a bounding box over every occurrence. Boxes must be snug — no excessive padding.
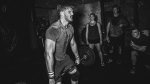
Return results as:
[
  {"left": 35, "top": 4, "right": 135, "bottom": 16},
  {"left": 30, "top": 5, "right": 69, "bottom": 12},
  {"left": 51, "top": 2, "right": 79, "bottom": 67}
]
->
[{"left": 1, "top": 0, "right": 150, "bottom": 84}]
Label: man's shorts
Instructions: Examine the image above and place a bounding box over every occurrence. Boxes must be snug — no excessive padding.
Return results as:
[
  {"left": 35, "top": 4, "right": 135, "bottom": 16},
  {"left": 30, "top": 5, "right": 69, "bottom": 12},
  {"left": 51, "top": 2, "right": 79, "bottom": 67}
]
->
[{"left": 54, "top": 54, "right": 75, "bottom": 82}]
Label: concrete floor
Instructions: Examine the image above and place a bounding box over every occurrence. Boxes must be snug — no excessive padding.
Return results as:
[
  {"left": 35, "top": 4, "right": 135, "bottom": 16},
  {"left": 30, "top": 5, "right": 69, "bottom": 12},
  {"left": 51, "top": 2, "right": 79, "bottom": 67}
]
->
[{"left": 1, "top": 49, "right": 150, "bottom": 84}]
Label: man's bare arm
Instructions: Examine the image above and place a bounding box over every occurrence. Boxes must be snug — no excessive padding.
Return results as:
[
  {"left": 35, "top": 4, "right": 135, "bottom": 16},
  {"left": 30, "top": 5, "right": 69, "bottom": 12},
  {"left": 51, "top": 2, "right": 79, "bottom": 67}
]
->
[
  {"left": 106, "top": 22, "right": 111, "bottom": 41},
  {"left": 85, "top": 24, "right": 89, "bottom": 44},
  {"left": 70, "top": 36, "right": 79, "bottom": 59},
  {"left": 131, "top": 41, "right": 147, "bottom": 52},
  {"left": 45, "top": 39, "right": 55, "bottom": 74},
  {"left": 133, "top": 45, "right": 147, "bottom": 52}
]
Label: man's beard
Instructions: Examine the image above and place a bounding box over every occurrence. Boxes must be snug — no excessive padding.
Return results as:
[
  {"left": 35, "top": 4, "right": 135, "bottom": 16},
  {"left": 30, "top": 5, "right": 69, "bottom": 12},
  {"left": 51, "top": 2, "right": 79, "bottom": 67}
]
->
[{"left": 65, "top": 15, "right": 73, "bottom": 22}]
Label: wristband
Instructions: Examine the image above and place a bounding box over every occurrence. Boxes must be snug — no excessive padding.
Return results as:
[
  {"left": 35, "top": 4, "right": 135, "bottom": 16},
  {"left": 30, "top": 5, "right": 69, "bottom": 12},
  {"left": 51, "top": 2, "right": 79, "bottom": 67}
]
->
[
  {"left": 76, "top": 56, "right": 79, "bottom": 59},
  {"left": 48, "top": 72, "right": 54, "bottom": 79},
  {"left": 48, "top": 72, "right": 54, "bottom": 75}
]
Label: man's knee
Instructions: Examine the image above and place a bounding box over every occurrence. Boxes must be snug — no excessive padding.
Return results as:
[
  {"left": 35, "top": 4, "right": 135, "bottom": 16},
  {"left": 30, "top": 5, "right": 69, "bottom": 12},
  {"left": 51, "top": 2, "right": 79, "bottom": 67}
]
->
[
  {"left": 56, "top": 82, "right": 62, "bottom": 84},
  {"left": 69, "top": 68, "right": 80, "bottom": 81}
]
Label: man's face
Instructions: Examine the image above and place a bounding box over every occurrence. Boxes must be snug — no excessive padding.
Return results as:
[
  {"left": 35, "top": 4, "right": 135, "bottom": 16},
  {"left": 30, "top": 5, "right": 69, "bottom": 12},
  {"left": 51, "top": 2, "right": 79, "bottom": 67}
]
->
[
  {"left": 113, "top": 7, "right": 119, "bottom": 17},
  {"left": 132, "top": 29, "right": 140, "bottom": 39},
  {"left": 64, "top": 8, "right": 74, "bottom": 22}
]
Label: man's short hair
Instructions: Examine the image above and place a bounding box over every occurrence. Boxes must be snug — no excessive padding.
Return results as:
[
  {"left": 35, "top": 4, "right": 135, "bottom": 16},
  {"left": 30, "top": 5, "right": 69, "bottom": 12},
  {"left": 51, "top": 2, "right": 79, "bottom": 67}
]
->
[
  {"left": 57, "top": 4, "right": 74, "bottom": 13},
  {"left": 112, "top": 4, "right": 121, "bottom": 13}
]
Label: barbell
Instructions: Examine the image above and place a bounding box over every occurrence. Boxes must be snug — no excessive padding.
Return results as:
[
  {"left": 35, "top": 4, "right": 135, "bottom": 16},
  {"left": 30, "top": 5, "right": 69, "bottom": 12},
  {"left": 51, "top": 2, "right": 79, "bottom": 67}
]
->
[
  {"left": 78, "top": 45, "right": 95, "bottom": 67},
  {"left": 55, "top": 45, "right": 95, "bottom": 80},
  {"left": 55, "top": 54, "right": 87, "bottom": 80}
]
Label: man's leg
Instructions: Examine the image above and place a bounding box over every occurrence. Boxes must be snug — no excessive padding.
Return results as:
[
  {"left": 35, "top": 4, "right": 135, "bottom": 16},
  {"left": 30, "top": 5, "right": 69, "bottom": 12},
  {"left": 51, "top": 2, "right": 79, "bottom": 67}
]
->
[
  {"left": 68, "top": 67, "right": 80, "bottom": 84},
  {"left": 117, "top": 36, "right": 124, "bottom": 64},
  {"left": 116, "top": 45, "right": 122, "bottom": 64},
  {"left": 56, "top": 82, "right": 62, "bottom": 84},
  {"left": 131, "top": 51, "right": 138, "bottom": 67},
  {"left": 55, "top": 57, "right": 71, "bottom": 84},
  {"left": 110, "top": 37, "right": 117, "bottom": 62},
  {"left": 114, "top": 38, "right": 122, "bottom": 64},
  {"left": 130, "top": 50, "right": 138, "bottom": 74},
  {"left": 60, "top": 55, "right": 80, "bottom": 84},
  {"left": 112, "top": 43, "right": 118, "bottom": 63},
  {"left": 55, "top": 60, "right": 64, "bottom": 84}
]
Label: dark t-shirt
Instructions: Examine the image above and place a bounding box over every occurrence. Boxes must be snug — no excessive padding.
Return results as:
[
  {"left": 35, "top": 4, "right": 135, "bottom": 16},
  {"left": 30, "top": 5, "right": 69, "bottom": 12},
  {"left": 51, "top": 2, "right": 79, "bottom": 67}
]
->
[
  {"left": 109, "top": 15, "right": 128, "bottom": 37},
  {"left": 132, "top": 34, "right": 149, "bottom": 46},
  {"left": 45, "top": 20, "right": 74, "bottom": 61},
  {"left": 131, "top": 34, "right": 150, "bottom": 54}
]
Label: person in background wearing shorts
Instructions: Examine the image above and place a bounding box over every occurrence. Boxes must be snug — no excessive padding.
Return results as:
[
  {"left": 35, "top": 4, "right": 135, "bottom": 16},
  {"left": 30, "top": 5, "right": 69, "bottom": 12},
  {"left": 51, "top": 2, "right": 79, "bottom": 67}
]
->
[{"left": 85, "top": 13, "right": 104, "bottom": 67}]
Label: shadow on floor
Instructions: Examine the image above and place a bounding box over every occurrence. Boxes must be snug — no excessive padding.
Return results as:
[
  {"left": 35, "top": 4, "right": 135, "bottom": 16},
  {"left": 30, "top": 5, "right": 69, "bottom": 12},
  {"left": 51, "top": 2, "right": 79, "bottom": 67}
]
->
[{"left": 1, "top": 49, "right": 150, "bottom": 84}]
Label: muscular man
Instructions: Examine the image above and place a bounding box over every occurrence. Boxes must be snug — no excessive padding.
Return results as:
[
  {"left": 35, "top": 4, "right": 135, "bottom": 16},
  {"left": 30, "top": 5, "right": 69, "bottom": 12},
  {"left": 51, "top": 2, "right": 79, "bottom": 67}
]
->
[
  {"left": 106, "top": 5, "right": 128, "bottom": 64},
  {"left": 45, "top": 5, "right": 80, "bottom": 84}
]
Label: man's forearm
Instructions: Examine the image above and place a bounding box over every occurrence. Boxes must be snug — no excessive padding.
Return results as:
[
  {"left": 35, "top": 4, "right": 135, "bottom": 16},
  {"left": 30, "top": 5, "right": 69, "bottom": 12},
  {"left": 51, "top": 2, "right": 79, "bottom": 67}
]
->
[
  {"left": 106, "top": 22, "right": 110, "bottom": 39},
  {"left": 71, "top": 42, "right": 79, "bottom": 58},
  {"left": 132, "top": 43, "right": 147, "bottom": 51},
  {"left": 97, "top": 23, "right": 102, "bottom": 44},
  {"left": 86, "top": 26, "right": 89, "bottom": 44},
  {"left": 46, "top": 53, "right": 54, "bottom": 73},
  {"left": 46, "top": 52, "right": 55, "bottom": 79},
  {"left": 99, "top": 31, "right": 102, "bottom": 43},
  {"left": 45, "top": 39, "right": 55, "bottom": 79}
]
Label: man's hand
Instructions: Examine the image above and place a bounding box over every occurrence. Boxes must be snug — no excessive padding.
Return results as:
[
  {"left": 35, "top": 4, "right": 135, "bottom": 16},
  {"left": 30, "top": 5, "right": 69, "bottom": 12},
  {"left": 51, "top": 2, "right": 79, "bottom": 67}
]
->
[
  {"left": 75, "top": 57, "right": 80, "bottom": 65},
  {"left": 131, "top": 41, "right": 137, "bottom": 48},
  {"left": 49, "top": 79, "right": 55, "bottom": 84},
  {"left": 138, "top": 46, "right": 146, "bottom": 52}
]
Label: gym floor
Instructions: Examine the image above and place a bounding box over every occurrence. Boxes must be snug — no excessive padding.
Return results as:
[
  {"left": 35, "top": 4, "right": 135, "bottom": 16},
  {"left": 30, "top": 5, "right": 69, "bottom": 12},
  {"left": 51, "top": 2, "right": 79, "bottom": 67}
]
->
[{"left": 1, "top": 49, "right": 150, "bottom": 84}]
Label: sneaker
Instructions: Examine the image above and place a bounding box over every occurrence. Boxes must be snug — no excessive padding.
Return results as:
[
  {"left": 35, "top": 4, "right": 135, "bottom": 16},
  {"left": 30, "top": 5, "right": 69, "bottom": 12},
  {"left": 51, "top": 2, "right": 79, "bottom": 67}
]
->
[
  {"left": 101, "top": 62, "right": 105, "bottom": 67},
  {"left": 145, "top": 65, "right": 150, "bottom": 70},
  {"left": 107, "top": 59, "right": 113, "bottom": 63},
  {"left": 130, "top": 67, "right": 136, "bottom": 74},
  {"left": 116, "top": 60, "right": 122, "bottom": 64}
]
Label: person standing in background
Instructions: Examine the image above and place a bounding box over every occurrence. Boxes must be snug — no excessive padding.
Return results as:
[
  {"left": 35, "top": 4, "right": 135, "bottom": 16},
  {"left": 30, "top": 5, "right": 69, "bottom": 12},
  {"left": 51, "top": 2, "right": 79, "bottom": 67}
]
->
[{"left": 86, "top": 13, "right": 104, "bottom": 67}]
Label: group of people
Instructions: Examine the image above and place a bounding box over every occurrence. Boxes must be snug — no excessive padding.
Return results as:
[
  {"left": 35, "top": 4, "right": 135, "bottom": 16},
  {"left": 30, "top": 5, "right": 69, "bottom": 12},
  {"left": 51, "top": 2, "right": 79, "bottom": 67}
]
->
[
  {"left": 84, "top": 5, "right": 128, "bottom": 67},
  {"left": 105, "top": 5, "right": 150, "bottom": 74},
  {"left": 44, "top": 4, "right": 150, "bottom": 84},
  {"left": 85, "top": 5, "right": 150, "bottom": 75}
]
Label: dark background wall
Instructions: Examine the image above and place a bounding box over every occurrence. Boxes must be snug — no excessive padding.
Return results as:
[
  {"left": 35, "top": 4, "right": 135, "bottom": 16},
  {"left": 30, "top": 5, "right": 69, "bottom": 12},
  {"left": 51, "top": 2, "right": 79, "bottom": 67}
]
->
[
  {"left": 138, "top": 0, "right": 150, "bottom": 29},
  {"left": 0, "top": 0, "right": 150, "bottom": 84},
  {"left": 1, "top": 0, "right": 150, "bottom": 64},
  {"left": 0, "top": 0, "right": 36, "bottom": 63}
]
